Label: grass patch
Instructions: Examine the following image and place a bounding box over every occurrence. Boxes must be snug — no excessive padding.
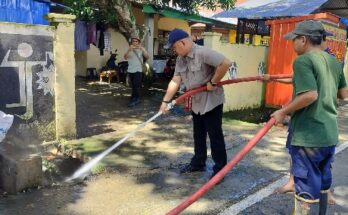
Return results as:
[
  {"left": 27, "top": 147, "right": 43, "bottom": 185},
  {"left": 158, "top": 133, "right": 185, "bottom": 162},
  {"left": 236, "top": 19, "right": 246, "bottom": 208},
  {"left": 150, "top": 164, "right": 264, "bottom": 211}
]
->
[
  {"left": 223, "top": 106, "right": 278, "bottom": 124},
  {"left": 91, "top": 164, "right": 106, "bottom": 174}
]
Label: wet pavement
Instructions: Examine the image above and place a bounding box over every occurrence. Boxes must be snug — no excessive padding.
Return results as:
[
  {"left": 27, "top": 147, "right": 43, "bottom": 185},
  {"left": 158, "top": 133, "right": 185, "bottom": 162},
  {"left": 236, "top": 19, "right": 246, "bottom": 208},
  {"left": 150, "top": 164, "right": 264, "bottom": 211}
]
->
[{"left": 0, "top": 79, "right": 347, "bottom": 215}]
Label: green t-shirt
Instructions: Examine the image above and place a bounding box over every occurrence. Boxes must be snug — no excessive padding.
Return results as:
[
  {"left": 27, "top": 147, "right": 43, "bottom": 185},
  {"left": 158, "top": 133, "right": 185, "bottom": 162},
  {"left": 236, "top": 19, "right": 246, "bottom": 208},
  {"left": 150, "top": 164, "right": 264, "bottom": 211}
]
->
[{"left": 290, "top": 51, "right": 347, "bottom": 147}]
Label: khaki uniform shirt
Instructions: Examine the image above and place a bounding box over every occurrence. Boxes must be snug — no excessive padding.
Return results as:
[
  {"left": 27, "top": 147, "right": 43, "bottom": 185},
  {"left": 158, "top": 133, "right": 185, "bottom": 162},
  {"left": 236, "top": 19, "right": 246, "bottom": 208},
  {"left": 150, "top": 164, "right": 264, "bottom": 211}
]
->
[{"left": 174, "top": 44, "right": 225, "bottom": 114}]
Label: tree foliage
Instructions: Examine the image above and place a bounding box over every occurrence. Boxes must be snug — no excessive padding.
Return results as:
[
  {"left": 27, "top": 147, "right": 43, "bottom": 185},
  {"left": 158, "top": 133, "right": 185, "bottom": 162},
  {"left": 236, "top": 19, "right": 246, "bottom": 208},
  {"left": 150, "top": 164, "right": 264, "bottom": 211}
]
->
[
  {"left": 61, "top": 0, "right": 235, "bottom": 39},
  {"left": 136, "top": 0, "right": 236, "bottom": 12}
]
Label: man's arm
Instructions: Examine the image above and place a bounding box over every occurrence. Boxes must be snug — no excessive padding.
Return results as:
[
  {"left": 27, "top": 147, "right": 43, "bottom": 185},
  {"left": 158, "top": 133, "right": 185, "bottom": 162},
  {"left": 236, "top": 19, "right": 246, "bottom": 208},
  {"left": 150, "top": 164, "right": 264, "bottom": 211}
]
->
[
  {"left": 262, "top": 74, "right": 292, "bottom": 84},
  {"left": 140, "top": 47, "right": 149, "bottom": 60},
  {"left": 276, "top": 78, "right": 293, "bottom": 84},
  {"left": 124, "top": 46, "right": 132, "bottom": 60},
  {"left": 207, "top": 58, "right": 232, "bottom": 91},
  {"left": 210, "top": 58, "right": 232, "bottom": 83},
  {"left": 338, "top": 87, "right": 347, "bottom": 100},
  {"left": 159, "top": 75, "right": 182, "bottom": 113},
  {"left": 271, "top": 90, "right": 318, "bottom": 124}
]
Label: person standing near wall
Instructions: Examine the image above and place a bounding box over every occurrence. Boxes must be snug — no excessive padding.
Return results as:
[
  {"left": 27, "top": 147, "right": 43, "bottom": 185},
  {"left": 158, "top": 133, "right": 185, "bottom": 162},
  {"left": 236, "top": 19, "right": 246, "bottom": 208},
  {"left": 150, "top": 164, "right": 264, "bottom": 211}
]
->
[
  {"left": 262, "top": 33, "right": 339, "bottom": 205},
  {"left": 124, "top": 35, "right": 149, "bottom": 107},
  {"left": 271, "top": 20, "right": 347, "bottom": 214},
  {"left": 159, "top": 28, "right": 232, "bottom": 179}
]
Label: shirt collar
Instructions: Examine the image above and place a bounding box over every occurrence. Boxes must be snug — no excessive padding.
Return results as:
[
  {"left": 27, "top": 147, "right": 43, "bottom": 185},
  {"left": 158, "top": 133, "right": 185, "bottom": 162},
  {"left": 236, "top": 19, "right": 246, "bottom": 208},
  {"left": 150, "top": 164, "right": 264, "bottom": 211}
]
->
[{"left": 185, "top": 43, "right": 197, "bottom": 59}]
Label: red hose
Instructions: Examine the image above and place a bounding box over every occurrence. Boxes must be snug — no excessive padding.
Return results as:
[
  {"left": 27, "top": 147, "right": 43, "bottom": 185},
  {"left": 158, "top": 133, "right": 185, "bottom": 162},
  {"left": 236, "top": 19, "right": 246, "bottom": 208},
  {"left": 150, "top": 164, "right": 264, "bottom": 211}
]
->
[
  {"left": 166, "top": 118, "right": 276, "bottom": 215},
  {"left": 175, "top": 74, "right": 292, "bottom": 104},
  {"left": 166, "top": 75, "right": 290, "bottom": 215}
]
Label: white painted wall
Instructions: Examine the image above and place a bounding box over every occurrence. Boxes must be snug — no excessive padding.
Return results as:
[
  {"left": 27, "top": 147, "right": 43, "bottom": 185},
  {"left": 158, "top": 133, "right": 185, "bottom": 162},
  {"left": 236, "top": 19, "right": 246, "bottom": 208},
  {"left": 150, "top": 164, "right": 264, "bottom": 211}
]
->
[{"left": 203, "top": 32, "right": 269, "bottom": 111}]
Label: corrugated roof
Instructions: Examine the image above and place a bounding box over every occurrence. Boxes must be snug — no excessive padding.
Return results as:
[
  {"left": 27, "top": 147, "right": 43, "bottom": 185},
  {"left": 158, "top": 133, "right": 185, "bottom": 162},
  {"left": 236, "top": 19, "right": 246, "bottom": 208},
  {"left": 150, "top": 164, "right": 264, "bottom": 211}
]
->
[
  {"left": 214, "top": 0, "right": 329, "bottom": 19},
  {"left": 318, "top": 0, "right": 348, "bottom": 18}
]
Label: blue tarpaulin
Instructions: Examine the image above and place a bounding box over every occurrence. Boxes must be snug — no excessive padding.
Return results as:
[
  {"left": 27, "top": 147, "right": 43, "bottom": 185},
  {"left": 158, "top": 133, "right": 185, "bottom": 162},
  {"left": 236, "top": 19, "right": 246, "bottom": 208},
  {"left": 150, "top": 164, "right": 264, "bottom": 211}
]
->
[
  {"left": 215, "top": 0, "right": 329, "bottom": 19},
  {"left": 340, "top": 18, "right": 348, "bottom": 27},
  {"left": 0, "top": 0, "right": 50, "bottom": 25}
]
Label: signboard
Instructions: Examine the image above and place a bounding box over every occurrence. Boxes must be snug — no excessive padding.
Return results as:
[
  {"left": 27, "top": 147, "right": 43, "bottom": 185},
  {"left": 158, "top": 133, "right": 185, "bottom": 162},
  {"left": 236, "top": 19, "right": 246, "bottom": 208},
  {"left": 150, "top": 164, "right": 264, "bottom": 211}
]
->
[{"left": 322, "top": 22, "right": 347, "bottom": 63}]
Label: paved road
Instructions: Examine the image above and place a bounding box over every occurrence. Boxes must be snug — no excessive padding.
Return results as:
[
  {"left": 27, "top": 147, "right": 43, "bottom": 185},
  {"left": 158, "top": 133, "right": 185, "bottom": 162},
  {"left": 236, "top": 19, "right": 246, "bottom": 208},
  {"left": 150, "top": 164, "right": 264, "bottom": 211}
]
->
[
  {"left": 0, "top": 82, "right": 347, "bottom": 215},
  {"left": 220, "top": 145, "right": 348, "bottom": 215},
  {"left": 221, "top": 101, "right": 348, "bottom": 214}
]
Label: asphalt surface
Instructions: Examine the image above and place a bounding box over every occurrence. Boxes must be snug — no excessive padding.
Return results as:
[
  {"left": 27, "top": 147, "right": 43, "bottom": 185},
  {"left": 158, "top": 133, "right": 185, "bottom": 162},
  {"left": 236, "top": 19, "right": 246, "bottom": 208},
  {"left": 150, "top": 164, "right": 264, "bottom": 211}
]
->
[{"left": 0, "top": 81, "right": 347, "bottom": 215}]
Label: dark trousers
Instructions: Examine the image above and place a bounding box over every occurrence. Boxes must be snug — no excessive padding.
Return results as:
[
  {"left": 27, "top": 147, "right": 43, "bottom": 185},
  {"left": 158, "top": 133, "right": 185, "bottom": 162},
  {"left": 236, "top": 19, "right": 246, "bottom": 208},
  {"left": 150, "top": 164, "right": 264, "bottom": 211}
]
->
[
  {"left": 128, "top": 72, "right": 142, "bottom": 101},
  {"left": 191, "top": 104, "right": 227, "bottom": 173},
  {"left": 290, "top": 145, "right": 335, "bottom": 201}
]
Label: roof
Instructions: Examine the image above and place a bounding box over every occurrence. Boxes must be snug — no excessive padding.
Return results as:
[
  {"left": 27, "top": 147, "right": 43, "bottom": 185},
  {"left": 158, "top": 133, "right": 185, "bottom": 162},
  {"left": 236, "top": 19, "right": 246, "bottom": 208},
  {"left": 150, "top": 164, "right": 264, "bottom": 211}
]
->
[
  {"left": 319, "top": 0, "right": 348, "bottom": 18},
  {"left": 214, "top": 0, "right": 329, "bottom": 19},
  {"left": 143, "top": 5, "right": 235, "bottom": 29}
]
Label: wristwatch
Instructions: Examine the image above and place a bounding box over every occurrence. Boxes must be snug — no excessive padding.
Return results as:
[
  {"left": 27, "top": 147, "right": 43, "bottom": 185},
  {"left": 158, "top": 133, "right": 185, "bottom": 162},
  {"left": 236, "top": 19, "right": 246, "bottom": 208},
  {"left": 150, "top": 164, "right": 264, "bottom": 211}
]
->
[{"left": 209, "top": 80, "right": 217, "bottom": 87}]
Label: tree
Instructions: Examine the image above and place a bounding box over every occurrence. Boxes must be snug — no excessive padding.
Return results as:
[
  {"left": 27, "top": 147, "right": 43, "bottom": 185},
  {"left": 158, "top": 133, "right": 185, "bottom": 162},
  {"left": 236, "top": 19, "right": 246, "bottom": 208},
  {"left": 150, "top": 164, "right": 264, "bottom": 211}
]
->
[{"left": 61, "top": 0, "right": 235, "bottom": 40}]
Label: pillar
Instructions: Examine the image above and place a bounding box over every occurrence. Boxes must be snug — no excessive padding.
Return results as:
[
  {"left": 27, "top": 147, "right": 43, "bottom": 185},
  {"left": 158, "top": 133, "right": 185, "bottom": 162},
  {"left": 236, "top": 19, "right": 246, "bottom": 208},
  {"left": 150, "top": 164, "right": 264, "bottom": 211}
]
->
[
  {"left": 46, "top": 13, "right": 77, "bottom": 139},
  {"left": 144, "top": 14, "right": 155, "bottom": 65}
]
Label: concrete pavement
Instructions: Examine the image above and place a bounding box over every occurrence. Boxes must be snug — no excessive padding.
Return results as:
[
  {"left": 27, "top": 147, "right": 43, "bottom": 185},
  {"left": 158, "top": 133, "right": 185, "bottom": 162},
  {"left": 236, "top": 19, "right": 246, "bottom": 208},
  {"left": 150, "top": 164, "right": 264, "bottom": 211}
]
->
[
  {"left": 0, "top": 81, "right": 347, "bottom": 215},
  {"left": 221, "top": 100, "right": 348, "bottom": 214}
]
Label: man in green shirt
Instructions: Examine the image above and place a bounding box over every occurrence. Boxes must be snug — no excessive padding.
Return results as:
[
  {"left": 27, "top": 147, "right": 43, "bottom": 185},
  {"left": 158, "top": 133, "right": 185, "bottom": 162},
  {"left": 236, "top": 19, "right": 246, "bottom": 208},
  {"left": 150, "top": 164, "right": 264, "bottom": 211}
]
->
[{"left": 271, "top": 20, "right": 347, "bottom": 214}]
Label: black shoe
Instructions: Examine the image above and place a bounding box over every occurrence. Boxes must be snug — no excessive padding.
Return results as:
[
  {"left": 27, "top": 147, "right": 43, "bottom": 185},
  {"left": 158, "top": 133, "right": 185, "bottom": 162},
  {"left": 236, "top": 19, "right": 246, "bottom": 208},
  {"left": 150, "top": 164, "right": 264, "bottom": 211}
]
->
[
  {"left": 133, "top": 99, "right": 140, "bottom": 105},
  {"left": 180, "top": 164, "right": 205, "bottom": 174},
  {"left": 128, "top": 101, "right": 136, "bottom": 107},
  {"left": 128, "top": 98, "right": 140, "bottom": 107}
]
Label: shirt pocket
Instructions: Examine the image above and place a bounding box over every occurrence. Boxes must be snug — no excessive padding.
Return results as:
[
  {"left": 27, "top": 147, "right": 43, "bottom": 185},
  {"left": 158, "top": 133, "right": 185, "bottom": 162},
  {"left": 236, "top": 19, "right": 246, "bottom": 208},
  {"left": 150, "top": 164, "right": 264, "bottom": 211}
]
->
[
  {"left": 177, "top": 70, "right": 188, "bottom": 88},
  {"left": 190, "top": 62, "right": 201, "bottom": 72},
  {"left": 189, "top": 61, "right": 204, "bottom": 88}
]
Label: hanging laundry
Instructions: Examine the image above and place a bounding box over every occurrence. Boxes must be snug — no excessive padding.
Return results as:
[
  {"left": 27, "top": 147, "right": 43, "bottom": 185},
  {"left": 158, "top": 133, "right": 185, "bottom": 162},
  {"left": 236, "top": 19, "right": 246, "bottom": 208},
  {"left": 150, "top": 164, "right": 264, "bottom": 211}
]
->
[
  {"left": 87, "top": 22, "right": 97, "bottom": 46},
  {"left": 104, "top": 31, "right": 112, "bottom": 52},
  {"left": 75, "top": 20, "right": 90, "bottom": 51},
  {"left": 97, "top": 23, "right": 106, "bottom": 55},
  {"left": 96, "top": 30, "right": 100, "bottom": 47}
]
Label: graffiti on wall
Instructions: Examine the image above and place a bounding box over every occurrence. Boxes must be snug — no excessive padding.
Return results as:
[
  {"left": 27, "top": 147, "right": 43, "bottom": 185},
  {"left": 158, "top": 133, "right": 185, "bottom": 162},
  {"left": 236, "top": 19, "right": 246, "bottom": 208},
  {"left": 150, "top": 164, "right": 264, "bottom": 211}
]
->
[
  {"left": 0, "top": 23, "right": 56, "bottom": 143},
  {"left": 1, "top": 45, "right": 54, "bottom": 120},
  {"left": 322, "top": 23, "right": 347, "bottom": 64},
  {"left": 258, "top": 61, "right": 266, "bottom": 76},
  {"left": 0, "top": 27, "right": 54, "bottom": 120},
  {"left": 228, "top": 62, "right": 237, "bottom": 80}
]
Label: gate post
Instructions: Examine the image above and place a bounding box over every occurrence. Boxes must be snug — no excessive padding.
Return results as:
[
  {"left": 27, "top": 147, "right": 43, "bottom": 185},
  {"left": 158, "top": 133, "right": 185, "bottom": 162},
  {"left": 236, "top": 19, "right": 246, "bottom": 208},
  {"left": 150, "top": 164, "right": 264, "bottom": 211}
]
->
[
  {"left": 46, "top": 13, "right": 77, "bottom": 139},
  {"left": 202, "top": 32, "right": 222, "bottom": 50}
]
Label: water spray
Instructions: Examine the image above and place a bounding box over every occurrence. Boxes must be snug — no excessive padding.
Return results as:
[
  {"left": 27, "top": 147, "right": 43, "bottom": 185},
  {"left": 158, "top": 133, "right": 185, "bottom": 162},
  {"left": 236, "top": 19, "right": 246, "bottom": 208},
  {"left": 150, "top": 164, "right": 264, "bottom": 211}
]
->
[
  {"left": 65, "top": 101, "right": 176, "bottom": 182},
  {"left": 66, "top": 74, "right": 291, "bottom": 182}
]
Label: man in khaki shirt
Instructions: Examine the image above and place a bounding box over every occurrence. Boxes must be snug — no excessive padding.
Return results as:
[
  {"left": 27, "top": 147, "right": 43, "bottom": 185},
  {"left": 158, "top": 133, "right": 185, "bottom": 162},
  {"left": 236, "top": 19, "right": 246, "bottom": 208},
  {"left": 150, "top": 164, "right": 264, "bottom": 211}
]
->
[{"left": 159, "top": 29, "right": 232, "bottom": 179}]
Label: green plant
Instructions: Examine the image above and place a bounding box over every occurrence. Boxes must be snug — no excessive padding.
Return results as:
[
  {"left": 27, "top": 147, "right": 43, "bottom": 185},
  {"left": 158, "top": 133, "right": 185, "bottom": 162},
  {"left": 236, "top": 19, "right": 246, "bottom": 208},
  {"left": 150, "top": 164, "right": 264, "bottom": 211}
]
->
[
  {"left": 91, "top": 164, "right": 106, "bottom": 174},
  {"left": 61, "top": 0, "right": 236, "bottom": 40},
  {"left": 42, "top": 159, "right": 58, "bottom": 174}
]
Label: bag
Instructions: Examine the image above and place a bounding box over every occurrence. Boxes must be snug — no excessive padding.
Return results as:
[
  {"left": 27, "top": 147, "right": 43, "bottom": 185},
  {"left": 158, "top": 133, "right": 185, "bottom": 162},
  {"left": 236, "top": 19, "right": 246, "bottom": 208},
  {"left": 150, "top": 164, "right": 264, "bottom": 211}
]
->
[
  {"left": 0, "top": 111, "right": 14, "bottom": 142},
  {"left": 142, "top": 63, "right": 149, "bottom": 75}
]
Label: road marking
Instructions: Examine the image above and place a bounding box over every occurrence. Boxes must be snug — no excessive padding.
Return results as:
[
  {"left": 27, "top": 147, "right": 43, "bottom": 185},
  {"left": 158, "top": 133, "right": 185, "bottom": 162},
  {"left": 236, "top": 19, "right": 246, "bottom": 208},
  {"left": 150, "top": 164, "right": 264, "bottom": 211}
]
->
[
  {"left": 336, "top": 141, "right": 348, "bottom": 153},
  {"left": 220, "top": 141, "right": 348, "bottom": 215}
]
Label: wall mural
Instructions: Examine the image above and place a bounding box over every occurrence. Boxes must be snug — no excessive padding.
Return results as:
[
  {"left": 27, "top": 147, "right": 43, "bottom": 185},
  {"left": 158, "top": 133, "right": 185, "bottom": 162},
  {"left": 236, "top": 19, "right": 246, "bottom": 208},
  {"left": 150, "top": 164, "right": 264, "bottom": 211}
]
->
[
  {"left": 258, "top": 61, "right": 266, "bottom": 76},
  {"left": 1, "top": 45, "right": 54, "bottom": 120},
  {"left": 0, "top": 24, "right": 56, "bottom": 144},
  {"left": 228, "top": 62, "right": 237, "bottom": 80}
]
